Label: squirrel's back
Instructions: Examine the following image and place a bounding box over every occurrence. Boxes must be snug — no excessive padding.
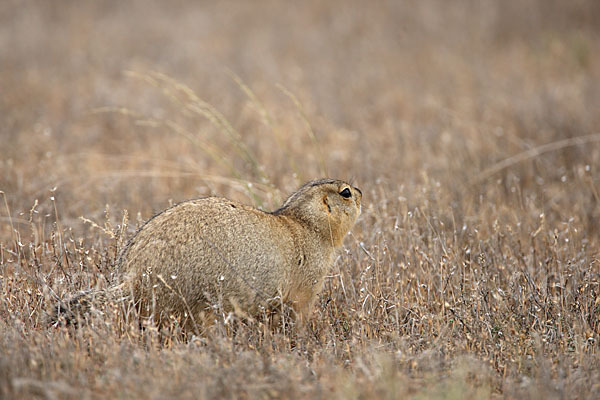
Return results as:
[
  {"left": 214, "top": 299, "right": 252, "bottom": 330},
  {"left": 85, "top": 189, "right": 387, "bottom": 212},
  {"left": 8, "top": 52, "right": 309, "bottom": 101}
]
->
[{"left": 120, "top": 197, "right": 301, "bottom": 321}]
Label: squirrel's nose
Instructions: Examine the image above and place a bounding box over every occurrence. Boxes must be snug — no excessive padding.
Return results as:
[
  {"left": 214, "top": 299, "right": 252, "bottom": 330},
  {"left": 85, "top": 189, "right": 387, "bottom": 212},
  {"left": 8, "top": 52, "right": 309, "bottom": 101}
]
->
[{"left": 353, "top": 187, "right": 362, "bottom": 209}]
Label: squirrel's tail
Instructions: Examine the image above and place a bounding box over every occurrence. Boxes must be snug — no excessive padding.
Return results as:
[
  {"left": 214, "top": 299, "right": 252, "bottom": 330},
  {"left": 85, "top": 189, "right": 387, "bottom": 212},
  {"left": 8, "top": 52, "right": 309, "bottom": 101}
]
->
[{"left": 48, "top": 284, "right": 125, "bottom": 326}]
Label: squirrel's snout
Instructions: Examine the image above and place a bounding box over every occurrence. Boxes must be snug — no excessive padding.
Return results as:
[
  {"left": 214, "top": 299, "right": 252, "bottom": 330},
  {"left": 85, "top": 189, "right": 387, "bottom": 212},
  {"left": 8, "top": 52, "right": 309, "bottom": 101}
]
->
[{"left": 353, "top": 187, "right": 362, "bottom": 213}]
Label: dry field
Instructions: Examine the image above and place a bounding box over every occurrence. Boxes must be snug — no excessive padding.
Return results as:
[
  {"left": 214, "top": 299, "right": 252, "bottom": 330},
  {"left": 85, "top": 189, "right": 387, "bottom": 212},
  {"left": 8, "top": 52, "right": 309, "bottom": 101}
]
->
[{"left": 2, "top": 1, "right": 600, "bottom": 398}]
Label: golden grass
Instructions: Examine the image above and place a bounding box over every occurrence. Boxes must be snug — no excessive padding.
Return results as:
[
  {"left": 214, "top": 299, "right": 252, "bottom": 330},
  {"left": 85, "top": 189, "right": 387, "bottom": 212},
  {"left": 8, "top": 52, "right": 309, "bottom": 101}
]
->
[{"left": 1, "top": 1, "right": 600, "bottom": 398}]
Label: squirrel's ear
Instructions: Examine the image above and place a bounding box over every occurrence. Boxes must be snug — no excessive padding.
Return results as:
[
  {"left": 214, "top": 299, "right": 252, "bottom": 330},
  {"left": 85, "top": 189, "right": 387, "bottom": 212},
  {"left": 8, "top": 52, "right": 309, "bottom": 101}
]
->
[{"left": 322, "top": 195, "right": 331, "bottom": 213}]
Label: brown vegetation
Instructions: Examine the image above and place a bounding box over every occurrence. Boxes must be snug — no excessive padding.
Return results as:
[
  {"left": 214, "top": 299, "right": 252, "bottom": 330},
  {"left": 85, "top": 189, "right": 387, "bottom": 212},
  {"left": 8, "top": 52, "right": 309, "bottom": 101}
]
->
[{"left": 1, "top": 0, "right": 600, "bottom": 398}]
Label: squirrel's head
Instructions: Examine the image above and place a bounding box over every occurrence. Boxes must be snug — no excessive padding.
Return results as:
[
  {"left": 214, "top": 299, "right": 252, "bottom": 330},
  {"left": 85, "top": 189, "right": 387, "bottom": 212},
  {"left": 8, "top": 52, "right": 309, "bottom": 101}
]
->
[{"left": 274, "top": 179, "right": 362, "bottom": 247}]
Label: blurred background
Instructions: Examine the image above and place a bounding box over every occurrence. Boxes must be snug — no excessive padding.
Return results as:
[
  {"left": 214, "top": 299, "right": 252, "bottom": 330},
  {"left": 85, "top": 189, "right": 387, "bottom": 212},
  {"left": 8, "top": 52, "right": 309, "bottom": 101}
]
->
[
  {"left": 2, "top": 2, "right": 600, "bottom": 397},
  {"left": 1, "top": 0, "right": 599, "bottom": 236}
]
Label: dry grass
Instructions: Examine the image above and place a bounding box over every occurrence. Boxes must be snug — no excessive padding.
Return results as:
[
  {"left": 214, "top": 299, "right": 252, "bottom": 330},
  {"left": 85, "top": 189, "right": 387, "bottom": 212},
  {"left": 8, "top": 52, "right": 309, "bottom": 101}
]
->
[{"left": 2, "top": 0, "right": 600, "bottom": 398}]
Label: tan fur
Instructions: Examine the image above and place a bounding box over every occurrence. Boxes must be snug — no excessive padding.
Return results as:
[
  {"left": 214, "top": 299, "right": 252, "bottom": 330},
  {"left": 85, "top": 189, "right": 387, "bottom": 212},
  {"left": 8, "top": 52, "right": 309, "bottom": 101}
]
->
[
  {"left": 51, "top": 179, "right": 361, "bottom": 330},
  {"left": 118, "top": 178, "right": 361, "bottom": 328}
]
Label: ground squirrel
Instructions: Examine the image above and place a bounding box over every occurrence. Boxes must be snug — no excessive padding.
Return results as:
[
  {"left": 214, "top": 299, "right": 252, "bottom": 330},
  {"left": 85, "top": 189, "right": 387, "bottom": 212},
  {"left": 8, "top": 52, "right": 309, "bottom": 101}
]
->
[{"left": 52, "top": 179, "right": 362, "bottom": 330}]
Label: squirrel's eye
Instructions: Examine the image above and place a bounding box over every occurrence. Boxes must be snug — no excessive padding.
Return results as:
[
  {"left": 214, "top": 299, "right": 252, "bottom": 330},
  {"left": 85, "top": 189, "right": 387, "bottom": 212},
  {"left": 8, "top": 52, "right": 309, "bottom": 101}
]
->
[{"left": 339, "top": 188, "right": 352, "bottom": 198}]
